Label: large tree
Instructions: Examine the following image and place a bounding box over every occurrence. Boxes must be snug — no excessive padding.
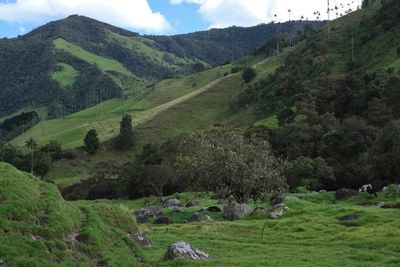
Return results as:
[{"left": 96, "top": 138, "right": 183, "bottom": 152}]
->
[
  {"left": 116, "top": 114, "right": 134, "bottom": 150},
  {"left": 176, "top": 127, "right": 287, "bottom": 203}
]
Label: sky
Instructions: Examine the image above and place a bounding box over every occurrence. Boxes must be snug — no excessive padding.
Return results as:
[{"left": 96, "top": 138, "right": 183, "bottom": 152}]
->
[{"left": 0, "top": 0, "right": 362, "bottom": 38}]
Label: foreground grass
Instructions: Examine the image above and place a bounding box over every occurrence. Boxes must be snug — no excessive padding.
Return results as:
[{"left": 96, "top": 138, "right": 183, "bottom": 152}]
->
[
  {"left": 0, "top": 163, "right": 141, "bottom": 267},
  {"left": 99, "top": 192, "right": 400, "bottom": 266}
]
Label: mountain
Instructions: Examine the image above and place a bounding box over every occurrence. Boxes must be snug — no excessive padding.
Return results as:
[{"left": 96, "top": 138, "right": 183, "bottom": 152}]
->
[{"left": 0, "top": 15, "right": 320, "bottom": 122}]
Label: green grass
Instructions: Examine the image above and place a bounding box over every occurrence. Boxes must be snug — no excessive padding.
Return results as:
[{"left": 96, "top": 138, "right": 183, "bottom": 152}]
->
[
  {"left": 53, "top": 38, "right": 144, "bottom": 91},
  {"left": 254, "top": 115, "right": 279, "bottom": 129},
  {"left": 89, "top": 191, "right": 400, "bottom": 266},
  {"left": 0, "top": 105, "right": 48, "bottom": 123},
  {"left": 0, "top": 162, "right": 141, "bottom": 266},
  {"left": 52, "top": 63, "right": 78, "bottom": 88}
]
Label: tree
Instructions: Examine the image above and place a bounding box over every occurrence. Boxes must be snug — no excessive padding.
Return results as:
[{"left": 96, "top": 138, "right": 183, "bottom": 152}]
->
[
  {"left": 25, "top": 137, "right": 38, "bottom": 174},
  {"left": 176, "top": 127, "right": 287, "bottom": 203},
  {"left": 84, "top": 129, "right": 100, "bottom": 154},
  {"left": 242, "top": 67, "right": 257, "bottom": 83},
  {"left": 116, "top": 114, "right": 134, "bottom": 150}
]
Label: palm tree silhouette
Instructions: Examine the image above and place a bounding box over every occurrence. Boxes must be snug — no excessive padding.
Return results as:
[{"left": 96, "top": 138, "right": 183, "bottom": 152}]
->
[{"left": 25, "top": 137, "right": 38, "bottom": 174}]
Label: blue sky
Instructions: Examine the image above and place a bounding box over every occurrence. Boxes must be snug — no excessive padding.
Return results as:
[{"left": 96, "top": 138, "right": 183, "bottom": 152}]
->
[{"left": 0, "top": 0, "right": 361, "bottom": 38}]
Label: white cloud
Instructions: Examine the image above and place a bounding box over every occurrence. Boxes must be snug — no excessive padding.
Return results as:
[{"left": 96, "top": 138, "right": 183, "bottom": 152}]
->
[
  {"left": 0, "top": 0, "right": 171, "bottom": 33},
  {"left": 170, "top": 0, "right": 362, "bottom": 28}
]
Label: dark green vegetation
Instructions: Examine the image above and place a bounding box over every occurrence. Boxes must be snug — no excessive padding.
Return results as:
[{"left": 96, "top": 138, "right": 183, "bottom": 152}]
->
[
  {"left": 84, "top": 129, "right": 100, "bottom": 154},
  {"left": 0, "top": 163, "right": 142, "bottom": 266},
  {"left": 238, "top": 0, "right": 400, "bottom": 190},
  {"left": 0, "top": 15, "right": 316, "bottom": 120}
]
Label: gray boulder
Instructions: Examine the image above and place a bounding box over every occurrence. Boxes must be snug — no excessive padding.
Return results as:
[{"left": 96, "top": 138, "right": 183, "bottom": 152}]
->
[
  {"left": 133, "top": 206, "right": 163, "bottom": 223},
  {"left": 165, "top": 241, "right": 210, "bottom": 260},
  {"left": 319, "top": 190, "right": 327, "bottom": 193},
  {"left": 186, "top": 199, "right": 199, "bottom": 207},
  {"left": 335, "top": 188, "right": 358, "bottom": 200},
  {"left": 155, "top": 216, "right": 173, "bottom": 225},
  {"left": 223, "top": 203, "right": 253, "bottom": 220},
  {"left": 130, "top": 231, "right": 152, "bottom": 248},
  {"left": 218, "top": 198, "right": 229, "bottom": 205},
  {"left": 164, "top": 198, "right": 181, "bottom": 207},
  {"left": 192, "top": 213, "right": 212, "bottom": 222},
  {"left": 268, "top": 204, "right": 289, "bottom": 219}
]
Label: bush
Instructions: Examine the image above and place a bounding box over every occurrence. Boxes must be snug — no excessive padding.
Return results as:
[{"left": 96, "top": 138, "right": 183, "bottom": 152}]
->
[
  {"left": 84, "top": 129, "right": 100, "bottom": 154},
  {"left": 397, "top": 47, "right": 400, "bottom": 57},
  {"left": 242, "top": 67, "right": 257, "bottom": 83},
  {"left": 116, "top": 114, "right": 134, "bottom": 150},
  {"left": 384, "top": 185, "right": 400, "bottom": 200}
]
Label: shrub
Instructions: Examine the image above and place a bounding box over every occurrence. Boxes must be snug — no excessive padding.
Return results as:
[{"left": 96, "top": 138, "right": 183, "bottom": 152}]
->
[
  {"left": 242, "top": 67, "right": 257, "bottom": 83},
  {"left": 84, "top": 129, "right": 100, "bottom": 154},
  {"left": 384, "top": 185, "right": 400, "bottom": 200}
]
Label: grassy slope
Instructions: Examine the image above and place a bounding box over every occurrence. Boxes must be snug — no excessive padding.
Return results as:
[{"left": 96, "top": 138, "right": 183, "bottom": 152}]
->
[
  {"left": 0, "top": 162, "right": 141, "bottom": 266},
  {"left": 52, "top": 62, "right": 78, "bottom": 88},
  {"left": 52, "top": 38, "right": 144, "bottom": 91},
  {"left": 91, "top": 191, "right": 400, "bottom": 266},
  {"left": 11, "top": 63, "right": 233, "bottom": 149}
]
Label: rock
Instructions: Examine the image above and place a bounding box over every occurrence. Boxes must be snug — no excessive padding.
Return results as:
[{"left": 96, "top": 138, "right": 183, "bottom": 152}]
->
[
  {"left": 311, "top": 191, "right": 318, "bottom": 194},
  {"left": 130, "top": 231, "right": 151, "bottom": 248},
  {"left": 192, "top": 213, "right": 212, "bottom": 222},
  {"left": 186, "top": 199, "right": 199, "bottom": 207},
  {"left": 381, "top": 203, "right": 400, "bottom": 209},
  {"left": 133, "top": 206, "right": 163, "bottom": 223},
  {"left": 223, "top": 203, "right": 253, "bottom": 220},
  {"left": 272, "top": 204, "right": 289, "bottom": 210},
  {"left": 339, "top": 214, "right": 361, "bottom": 222},
  {"left": 164, "top": 198, "right": 181, "bottom": 207},
  {"left": 378, "top": 202, "right": 385, "bottom": 208},
  {"left": 268, "top": 210, "right": 285, "bottom": 219},
  {"left": 155, "top": 216, "right": 173, "bottom": 225},
  {"left": 206, "top": 206, "right": 222, "bottom": 212},
  {"left": 319, "top": 190, "right": 327, "bottom": 193},
  {"left": 270, "top": 195, "right": 286, "bottom": 206},
  {"left": 335, "top": 188, "right": 358, "bottom": 200},
  {"left": 172, "top": 206, "right": 184, "bottom": 213},
  {"left": 218, "top": 198, "right": 228, "bottom": 205},
  {"left": 165, "top": 241, "right": 210, "bottom": 260}
]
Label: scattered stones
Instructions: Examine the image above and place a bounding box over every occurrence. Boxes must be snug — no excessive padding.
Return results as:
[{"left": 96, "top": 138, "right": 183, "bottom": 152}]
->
[
  {"left": 165, "top": 241, "right": 210, "bottom": 260},
  {"left": 335, "top": 188, "right": 358, "bottom": 200},
  {"left": 172, "top": 206, "right": 184, "bottom": 213},
  {"left": 133, "top": 206, "right": 163, "bottom": 223},
  {"left": 192, "top": 213, "right": 212, "bottom": 222},
  {"left": 155, "top": 216, "right": 173, "bottom": 225},
  {"left": 206, "top": 206, "right": 222, "bottom": 212},
  {"left": 223, "top": 203, "right": 253, "bottom": 220},
  {"left": 130, "top": 231, "right": 152, "bottom": 248},
  {"left": 164, "top": 198, "right": 181, "bottom": 207},
  {"left": 186, "top": 199, "right": 199, "bottom": 207},
  {"left": 339, "top": 214, "right": 361, "bottom": 222}
]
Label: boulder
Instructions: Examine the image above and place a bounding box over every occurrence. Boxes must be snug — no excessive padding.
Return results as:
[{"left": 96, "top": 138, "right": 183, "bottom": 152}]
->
[
  {"left": 206, "top": 206, "right": 222, "bottom": 212},
  {"left": 272, "top": 204, "right": 289, "bottom": 210},
  {"left": 186, "top": 199, "right": 199, "bottom": 207},
  {"left": 223, "top": 203, "right": 253, "bottom": 220},
  {"left": 155, "top": 216, "right": 173, "bottom": 225},
  {"left": 378, "top": 202, "right": 385, "bottom": 208},
  {"left": 319, "top": 190, "right": 327, "bottom": 193},
  {"left": 270, "top": 195, "right": 286, "bottom": 206},
  {"left": 164, "top": 198, "right": 181, "bottom": 207},
  {"left": 165, "top": 241, "right": 210, "bottom": 260},
  {"left": 192, "top": 213, "right": 212, "bottom": 222},
  {"left": 130, "top": 231, "right": 151, "bottom": 248},
  {"left": 335, "top": 188, "right": 358, "bottom": 200},
  {"left": 133, "top": 206, "right": 163, "bottom": 223},
  {"left": 268, "top": 204, "right": 289, "bottom": 219}
]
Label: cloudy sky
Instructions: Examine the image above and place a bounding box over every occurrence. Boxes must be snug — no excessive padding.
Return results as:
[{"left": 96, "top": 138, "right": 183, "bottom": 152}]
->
[{"left": 0, "top": 0, "right": 362, "bottom": 37}]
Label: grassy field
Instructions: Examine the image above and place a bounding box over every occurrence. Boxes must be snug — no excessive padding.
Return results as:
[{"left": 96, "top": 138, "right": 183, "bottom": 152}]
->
[
  {"left": 79, "top": 190, "right": 400, "bottom": 266},
  {"left": 52, "top": 62, "right": 79, "bottom": 88},
  {"left": 2, "top": 162, "right": 399, "bottom": 266}
]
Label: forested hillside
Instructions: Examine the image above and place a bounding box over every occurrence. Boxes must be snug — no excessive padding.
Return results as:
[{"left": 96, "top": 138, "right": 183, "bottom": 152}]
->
[{"left": 0, "top": 15, "right": 317, "bottom": 124}]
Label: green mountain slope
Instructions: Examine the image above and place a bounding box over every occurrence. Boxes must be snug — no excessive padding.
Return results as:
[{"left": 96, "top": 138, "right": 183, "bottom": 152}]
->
[
  {"left": 0, "top": 15, "right": 319, "bottom": 121},
  {"left": 0, "top": 162, "right": 141, "bottom": 266}
]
